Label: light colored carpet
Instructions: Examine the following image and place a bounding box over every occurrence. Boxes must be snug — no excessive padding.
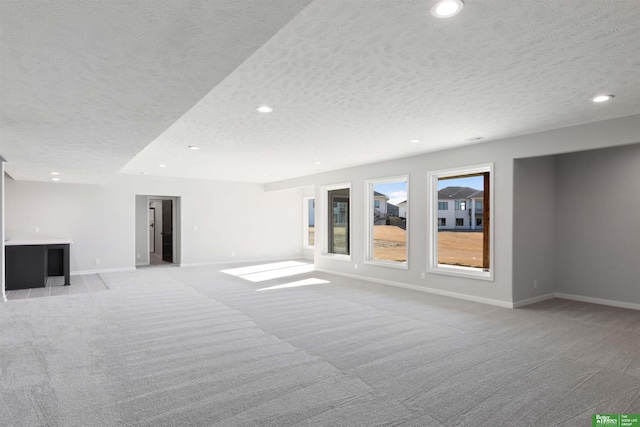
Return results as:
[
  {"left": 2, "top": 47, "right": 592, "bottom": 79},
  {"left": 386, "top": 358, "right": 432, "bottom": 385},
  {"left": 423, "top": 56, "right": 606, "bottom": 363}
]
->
[{"left": 1, "top": 261, "right": 639, "bottom": 426}]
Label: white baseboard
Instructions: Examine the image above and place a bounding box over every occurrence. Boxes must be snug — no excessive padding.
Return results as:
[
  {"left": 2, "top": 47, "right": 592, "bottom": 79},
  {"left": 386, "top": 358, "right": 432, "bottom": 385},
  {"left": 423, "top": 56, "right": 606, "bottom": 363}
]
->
[
  {"left": 555, "top": 293, "right": 640, "bottom": 311},
  {"left": 313, "top": 270, "right": 640, "bottom": 311},
  {"left": 314, "top": 269, "right": 513, "bottom": 309},
  {"left": 69, "top": 263, "right": 640, "bottom": 312},
  {"left": 512, "top": 293, "right": 556, "bottom": 308},
  {"left": 71, "top": 267, "right": 136, "bottom": 276},
  {"left": 180, "top": 256, "right": 306, "bottom": 268}
]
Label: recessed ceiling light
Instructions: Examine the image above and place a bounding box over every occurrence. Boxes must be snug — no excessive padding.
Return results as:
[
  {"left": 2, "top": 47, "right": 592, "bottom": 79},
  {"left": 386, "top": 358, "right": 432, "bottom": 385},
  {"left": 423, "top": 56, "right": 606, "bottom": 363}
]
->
[
  {"left": 188, "top": 145, "right": 200, "bottom": 150},
  {"left": 314, "top": 161, "right": 321, "bottom": 165},
  {"left": 409, "top": 139, "right": 420, "bottom": 143},
  {"left": 592, "top": 95, "right": 614, "bottom": 103},
  {"left": 256, "top": 105, "right": 273, "bottom": 113},
  {"left": 431, "top": 0, "right": 464, "bottom": 18},
  {"left": 158, "top": 164, "right": 166, "bottom": 168},
  {"left": 51, "top": 177, "right": 60, "bottom": 181},
  {"left": 50, "top": 171, "right": 60, "bottom": 175},
  {"left": 263, "top": 174, "right": 269, "bottom": 177}
]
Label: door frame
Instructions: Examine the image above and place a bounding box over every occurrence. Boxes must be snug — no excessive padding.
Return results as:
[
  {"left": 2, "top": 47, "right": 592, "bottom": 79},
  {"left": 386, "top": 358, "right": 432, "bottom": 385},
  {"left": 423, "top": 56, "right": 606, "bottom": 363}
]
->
[
  {"left": 149, "top": 207, "right": 156, "bottom": 253},
  {"left": 139, "top": 195, "right": 181, "bottom": 266}
]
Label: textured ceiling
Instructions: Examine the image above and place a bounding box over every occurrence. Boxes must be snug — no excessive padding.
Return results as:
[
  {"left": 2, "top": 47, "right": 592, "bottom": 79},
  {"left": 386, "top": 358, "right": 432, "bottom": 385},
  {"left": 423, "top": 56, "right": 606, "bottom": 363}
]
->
[
  {"left": 2, "top": 0, "right": 639, "bottom": 184},
  {"left": 0, "top": 0, "right": 312, "bottom": 183}
]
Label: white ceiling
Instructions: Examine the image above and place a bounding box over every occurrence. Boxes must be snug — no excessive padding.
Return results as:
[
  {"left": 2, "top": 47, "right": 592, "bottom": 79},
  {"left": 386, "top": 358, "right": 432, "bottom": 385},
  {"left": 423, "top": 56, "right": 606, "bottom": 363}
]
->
[{"left": 2, "top": 0, "right": 639, "bottom": 184}]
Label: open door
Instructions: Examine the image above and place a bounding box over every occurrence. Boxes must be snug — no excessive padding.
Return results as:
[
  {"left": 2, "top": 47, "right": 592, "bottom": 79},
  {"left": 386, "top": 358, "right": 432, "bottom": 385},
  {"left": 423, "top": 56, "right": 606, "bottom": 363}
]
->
[{"left": 162, "top": 199, "right": 173, "bottom": 263}]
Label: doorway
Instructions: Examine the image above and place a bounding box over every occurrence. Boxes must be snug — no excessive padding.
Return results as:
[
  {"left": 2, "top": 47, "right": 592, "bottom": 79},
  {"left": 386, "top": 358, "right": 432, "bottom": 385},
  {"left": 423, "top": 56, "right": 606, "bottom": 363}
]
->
[
  {"left": 135, "top": 195, "right": 180, "bottom": 267},
  {"left": 149, "top": 198, "right": 174, "bottom": 265}
]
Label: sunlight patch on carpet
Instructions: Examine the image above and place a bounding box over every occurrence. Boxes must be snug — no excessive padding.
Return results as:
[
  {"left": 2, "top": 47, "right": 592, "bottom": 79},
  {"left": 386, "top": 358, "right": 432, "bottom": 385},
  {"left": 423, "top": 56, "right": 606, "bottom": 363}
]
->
[
  {"left": 222, "top": 261, "right": 314, "bottom": 282},
  {"left": 257, "top": 278, "right": 330, "bottom": 292}
]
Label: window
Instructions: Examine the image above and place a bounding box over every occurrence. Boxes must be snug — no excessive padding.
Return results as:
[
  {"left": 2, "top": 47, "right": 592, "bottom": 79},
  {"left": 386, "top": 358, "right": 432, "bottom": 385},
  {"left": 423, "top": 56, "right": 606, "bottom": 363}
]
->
[
  {"left": 428, "top": 164, "right": 493, "bottom": 280},
  {"left": 329, "top": 190, "right": 349, "bottom": 255},
  {"left": 303, "top": 197, "right": 315, "bottom": 247},
  {"left": 365, "top": 176, "right": 408, "bottom": 268},
  {"left": 321, "top": 183, "right": 351, "bottom": 258},
  {"left": 438, "top": 201, "right": 448, "bottom": 210}
]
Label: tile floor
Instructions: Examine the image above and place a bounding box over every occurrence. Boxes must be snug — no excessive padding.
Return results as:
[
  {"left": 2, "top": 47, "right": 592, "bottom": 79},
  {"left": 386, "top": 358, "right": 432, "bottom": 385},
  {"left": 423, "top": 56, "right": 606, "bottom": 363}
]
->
[
  {"left": 5, "top": 274, "right": 108, "bottom": 300},
  {"left": 149, "top": 251, "right": 174, "bottom": 266}
]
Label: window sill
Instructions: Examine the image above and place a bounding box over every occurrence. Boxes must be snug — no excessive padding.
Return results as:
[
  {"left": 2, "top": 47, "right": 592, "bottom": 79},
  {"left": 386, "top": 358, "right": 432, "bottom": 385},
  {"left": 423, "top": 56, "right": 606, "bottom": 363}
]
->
[
  {"left": 428, "top": 264, "right": 493, "bottom": 281},
  {"left": 320, "top": 253, "right": 351, "bottom": 262},
  {"left": 364, "top": 259, "right": 408, "bottom": 270}
]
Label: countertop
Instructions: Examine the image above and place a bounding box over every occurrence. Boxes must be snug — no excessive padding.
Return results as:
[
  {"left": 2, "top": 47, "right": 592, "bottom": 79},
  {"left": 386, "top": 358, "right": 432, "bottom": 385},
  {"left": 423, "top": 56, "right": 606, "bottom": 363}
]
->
[{"left": 4, "top": 238, "right": 73, "bottom": 246}]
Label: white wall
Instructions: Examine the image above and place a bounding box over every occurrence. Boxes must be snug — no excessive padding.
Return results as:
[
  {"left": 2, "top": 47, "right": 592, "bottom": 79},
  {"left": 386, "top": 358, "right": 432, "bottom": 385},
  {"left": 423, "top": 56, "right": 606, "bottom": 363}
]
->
[
  {"left": 555, "top": 144, "right": 640, "bottom": 304},
  {"left": 5, "top": 179, "right": 133, "bottom": 274},
  {"left": 3, "top": 115, "right": 639, "bottom": 307},
  {"left": 5, "top": 174, "right": 305, "bottom": 274},
  {"left": 1, "top": 163, "right": 5, "bottom": 300},
  {"left": 512, "top": 155, "right": 557, "bottom": 303},
  {"left": 134, "top": 195, "right": 149, "bottom": 266},
  {"left": 267, "top": 115, "right": 640, "bottom": 307}
]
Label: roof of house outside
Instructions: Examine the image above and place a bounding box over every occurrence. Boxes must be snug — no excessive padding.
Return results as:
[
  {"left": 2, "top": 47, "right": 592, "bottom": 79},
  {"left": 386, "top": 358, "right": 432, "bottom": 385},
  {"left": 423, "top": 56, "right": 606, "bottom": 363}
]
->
[
  {"left": 438, "top": 186, "right": 484, "bottom": 200},
  {"left": 398, "top": 200, "right": 407, "bottom": 205},
  {"left": 373, "top": 191, "right": 389, "bottom": 199}
]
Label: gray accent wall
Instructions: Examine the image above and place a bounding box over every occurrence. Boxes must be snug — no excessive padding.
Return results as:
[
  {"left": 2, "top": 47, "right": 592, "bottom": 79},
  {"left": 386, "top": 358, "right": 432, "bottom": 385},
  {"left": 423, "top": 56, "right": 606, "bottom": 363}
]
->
[
  {"left": 555, "top": 144, "right": 640, "bottom": 304},
  {"left": 267, "top": 115, "right": 640, "bottom": 307},
  {"left": 512, "top": 155, "right": 557, "bottom": 302}
]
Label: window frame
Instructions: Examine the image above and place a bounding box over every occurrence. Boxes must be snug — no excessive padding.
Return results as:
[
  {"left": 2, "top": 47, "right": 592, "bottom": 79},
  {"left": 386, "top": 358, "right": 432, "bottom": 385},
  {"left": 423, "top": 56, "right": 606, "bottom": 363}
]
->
[
  {"left": 320, "top": 182, "right": 352, "bottom": 261},
  {"left": 364, "top": 175, "right": 409, "bottom": 269},
  {"left": 455, "top": 200, "right": 467, "bottom": 211},
  {"left": 428, "top": 163, "right": 494, "bottom": 281}
]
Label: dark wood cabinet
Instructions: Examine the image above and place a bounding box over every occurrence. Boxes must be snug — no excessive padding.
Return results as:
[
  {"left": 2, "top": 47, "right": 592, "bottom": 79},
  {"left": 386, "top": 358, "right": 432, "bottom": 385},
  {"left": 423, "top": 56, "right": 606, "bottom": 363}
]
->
[
  {"left": 5, "top": 245, "right": 47, "bottom": 290},
  {"left": 5, "top": 243, "right": 71, "bottom": 290}
]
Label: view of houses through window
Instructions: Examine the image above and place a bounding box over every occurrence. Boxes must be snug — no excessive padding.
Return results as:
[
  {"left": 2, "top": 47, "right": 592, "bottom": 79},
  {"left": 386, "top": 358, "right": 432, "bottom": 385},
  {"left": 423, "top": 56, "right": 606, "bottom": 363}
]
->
[
  {"left": 367, "top": 177, "right": 408, "bottom": 265},
  {"left": 304, "top": 197, "right": 315, "bottom": 247},
  {"left": 328, "top": 188, "right": 350, "bottom": 255},
  {"left": 436, "top": 169, "right": 490, "bottom": 272}
]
